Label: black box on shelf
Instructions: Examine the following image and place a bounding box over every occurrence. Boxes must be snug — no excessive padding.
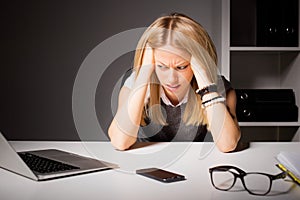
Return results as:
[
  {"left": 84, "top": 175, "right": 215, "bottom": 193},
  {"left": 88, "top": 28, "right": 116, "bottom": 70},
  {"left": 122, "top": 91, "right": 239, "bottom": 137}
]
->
[
  {"left": 230, "top": 0, "right": 299, "bottom": 47},
  {"left": 235, "top": 89, "right": 298, "bottom": 122}
]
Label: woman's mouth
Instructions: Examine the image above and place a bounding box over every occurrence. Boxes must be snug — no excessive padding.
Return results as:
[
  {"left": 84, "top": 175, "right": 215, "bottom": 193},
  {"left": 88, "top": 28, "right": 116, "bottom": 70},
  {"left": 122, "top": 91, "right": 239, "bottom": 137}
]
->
[{"left": 165, "top": 84, "right": 180, "bottom": 92}]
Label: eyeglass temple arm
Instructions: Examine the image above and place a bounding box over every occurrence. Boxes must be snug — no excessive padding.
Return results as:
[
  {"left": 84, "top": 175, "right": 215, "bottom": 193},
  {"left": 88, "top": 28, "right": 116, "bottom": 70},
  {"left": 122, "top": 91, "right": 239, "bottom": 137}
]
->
[{"left": 272, "top": 171, "right": 287, "bottom": 180}]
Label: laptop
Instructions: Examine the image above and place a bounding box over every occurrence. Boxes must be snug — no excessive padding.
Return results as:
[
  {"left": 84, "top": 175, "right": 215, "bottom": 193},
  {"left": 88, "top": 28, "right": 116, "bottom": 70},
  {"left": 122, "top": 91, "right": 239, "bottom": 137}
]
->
[{"left": 0, "top": 132, "right": 118, "bottom": 181}]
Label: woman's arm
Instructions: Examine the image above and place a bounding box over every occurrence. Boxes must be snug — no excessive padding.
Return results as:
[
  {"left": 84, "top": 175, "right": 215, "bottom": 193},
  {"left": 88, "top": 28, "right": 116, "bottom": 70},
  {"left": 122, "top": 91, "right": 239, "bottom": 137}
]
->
[
  {"left": 108, "top": 46, "right": 154, "bottom": 150},
  {"left": 202, "top": 89, "right": 241, "bottom": 152},
  {"left": 191, "top": 57, "right": 241, "bottom": 152}
]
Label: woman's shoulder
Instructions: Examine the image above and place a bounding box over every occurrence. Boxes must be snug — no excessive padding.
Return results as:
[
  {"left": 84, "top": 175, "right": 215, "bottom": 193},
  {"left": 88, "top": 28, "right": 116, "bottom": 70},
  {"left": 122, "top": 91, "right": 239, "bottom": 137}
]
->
[
  {"left": 220, "top": 75, "right": 233, "bottom": 91},
  {"left": 217, "top": 75, "right": 233, "bottom": 97},
  {"left": 122, "top": 69, "right": 135, "bottom": 89}
]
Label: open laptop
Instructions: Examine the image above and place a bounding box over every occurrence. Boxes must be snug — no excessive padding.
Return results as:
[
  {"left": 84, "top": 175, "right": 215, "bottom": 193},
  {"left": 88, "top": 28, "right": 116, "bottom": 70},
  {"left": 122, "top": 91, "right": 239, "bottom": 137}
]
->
[{"left": 0, "top": 132, "right": 118, "bottom": 181}]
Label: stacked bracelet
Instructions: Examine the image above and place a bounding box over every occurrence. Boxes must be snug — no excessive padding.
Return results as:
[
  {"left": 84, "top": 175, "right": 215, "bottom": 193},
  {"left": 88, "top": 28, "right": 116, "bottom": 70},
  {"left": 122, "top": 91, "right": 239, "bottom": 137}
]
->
[
  {"left": 201, "top": 95, "right": 225, "bottom": 108},
  {"left": 196, "top": 84, "right": 217, "bottom": 99}
]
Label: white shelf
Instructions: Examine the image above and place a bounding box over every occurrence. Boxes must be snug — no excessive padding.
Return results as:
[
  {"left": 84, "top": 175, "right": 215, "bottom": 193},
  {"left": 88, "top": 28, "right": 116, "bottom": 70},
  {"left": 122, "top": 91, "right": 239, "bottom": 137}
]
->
[
  {"left": 239, "top": 122, "right": 300, "bottom": 127},
  {"left": 230, "top": 47, "right": 300, "bottom": 51},
  {"left": 223, "top": 0, "right": 300, "bottom": 139}
]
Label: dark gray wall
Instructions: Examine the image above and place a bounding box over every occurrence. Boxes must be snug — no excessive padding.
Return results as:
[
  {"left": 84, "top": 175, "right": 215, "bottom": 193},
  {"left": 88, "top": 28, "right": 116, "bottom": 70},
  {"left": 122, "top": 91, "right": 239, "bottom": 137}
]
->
[{"left": 0, "top": 0, "right": 221, "bottom": 141}]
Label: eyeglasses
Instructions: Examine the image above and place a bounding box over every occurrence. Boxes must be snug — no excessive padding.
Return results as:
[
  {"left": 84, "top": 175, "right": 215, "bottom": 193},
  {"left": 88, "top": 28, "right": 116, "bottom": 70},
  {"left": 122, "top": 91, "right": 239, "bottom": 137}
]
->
[{"left": 209, "top": 165, "right": 287, "bottom": 195}]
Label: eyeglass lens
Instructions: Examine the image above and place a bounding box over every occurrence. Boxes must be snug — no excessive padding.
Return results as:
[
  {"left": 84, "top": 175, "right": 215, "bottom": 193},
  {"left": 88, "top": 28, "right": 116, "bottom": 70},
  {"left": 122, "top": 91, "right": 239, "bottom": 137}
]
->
[
  {"left": 243, "top": 173, "right": 271, "bottom": 195},
  {"left": 212, "top": 170, "right": 272, "bottom": 195},
  {"left": 211, "top": 171, "right": 235, "bottom": 190}
]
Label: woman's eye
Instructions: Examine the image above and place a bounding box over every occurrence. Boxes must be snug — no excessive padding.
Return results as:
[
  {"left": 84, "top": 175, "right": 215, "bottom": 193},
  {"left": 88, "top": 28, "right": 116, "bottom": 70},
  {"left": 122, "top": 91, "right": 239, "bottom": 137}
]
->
[
  {"left": 157, "top": 65, "right": 168, "bottom": 70},
  {"left": 177, "top": 65, "right": 188, "bottom": 70}
]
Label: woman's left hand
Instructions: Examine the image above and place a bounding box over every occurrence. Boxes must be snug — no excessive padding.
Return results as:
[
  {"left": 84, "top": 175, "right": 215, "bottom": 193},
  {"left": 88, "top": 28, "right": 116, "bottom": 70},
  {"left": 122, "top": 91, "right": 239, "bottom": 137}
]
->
[{"left": 190, "top": 56, "right": 213, "bottom": 89}]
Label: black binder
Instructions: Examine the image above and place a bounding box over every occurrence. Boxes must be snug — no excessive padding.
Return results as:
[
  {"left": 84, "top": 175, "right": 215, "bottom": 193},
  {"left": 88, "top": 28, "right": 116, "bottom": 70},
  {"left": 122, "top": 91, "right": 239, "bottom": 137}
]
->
[{"left": 235, "top": 89, "right": 298, "bottom": 122}]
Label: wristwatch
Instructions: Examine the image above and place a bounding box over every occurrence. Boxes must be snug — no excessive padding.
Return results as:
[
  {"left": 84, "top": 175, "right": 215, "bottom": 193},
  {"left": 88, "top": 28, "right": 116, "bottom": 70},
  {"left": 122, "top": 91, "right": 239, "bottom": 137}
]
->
[{"left": 196, "top": 84, "right": 217, "bottom": 99}]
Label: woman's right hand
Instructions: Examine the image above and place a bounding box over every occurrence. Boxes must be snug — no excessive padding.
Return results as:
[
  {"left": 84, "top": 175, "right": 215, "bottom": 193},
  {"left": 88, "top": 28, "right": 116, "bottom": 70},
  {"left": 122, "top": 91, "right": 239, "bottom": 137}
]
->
[
  {"left": 108, "top": 44, "right": 155, "bottom": 150},
  {"left": 139, "top": 44, "right": 155, "bottom": 75}
]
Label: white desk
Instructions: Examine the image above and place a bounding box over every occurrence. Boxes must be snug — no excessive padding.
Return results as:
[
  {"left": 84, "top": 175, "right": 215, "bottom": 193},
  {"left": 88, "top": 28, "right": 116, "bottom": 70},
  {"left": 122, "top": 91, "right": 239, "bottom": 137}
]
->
[{"left": 1, "top": 141, "right": 299, "bottom": 200}]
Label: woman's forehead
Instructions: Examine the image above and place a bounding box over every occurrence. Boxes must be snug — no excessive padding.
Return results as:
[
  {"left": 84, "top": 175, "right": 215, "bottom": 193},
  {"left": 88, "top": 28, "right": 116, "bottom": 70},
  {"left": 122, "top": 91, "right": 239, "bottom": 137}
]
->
[{"left": 154, "top": 45, "right": 191, "bottom": 62}]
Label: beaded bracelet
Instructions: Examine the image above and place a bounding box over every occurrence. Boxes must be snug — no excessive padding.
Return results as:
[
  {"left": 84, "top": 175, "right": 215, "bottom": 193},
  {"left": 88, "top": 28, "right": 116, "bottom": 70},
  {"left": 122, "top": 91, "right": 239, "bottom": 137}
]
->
[{"left": 201, "top": 95, "right": 226, "bottom": 108}]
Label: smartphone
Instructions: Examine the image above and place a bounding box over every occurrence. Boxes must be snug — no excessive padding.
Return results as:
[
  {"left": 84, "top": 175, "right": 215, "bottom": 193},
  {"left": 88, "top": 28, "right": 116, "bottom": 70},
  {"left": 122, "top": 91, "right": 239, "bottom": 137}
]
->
[{"left": 136, "top": 167, "right": 186, "bottom": 183}]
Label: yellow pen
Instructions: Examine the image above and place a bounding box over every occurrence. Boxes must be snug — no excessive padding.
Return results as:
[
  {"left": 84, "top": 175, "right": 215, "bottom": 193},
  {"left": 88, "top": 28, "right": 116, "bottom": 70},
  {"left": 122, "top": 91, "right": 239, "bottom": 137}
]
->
[{"left": 276, "top": 163, "right": 300, "bottom": 186}]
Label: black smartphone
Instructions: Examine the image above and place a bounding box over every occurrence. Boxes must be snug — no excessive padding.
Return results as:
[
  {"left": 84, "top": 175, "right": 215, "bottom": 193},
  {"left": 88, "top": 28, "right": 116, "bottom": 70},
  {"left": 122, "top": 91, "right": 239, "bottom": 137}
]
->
[{"left": 136, "top": 167, "right": 186, "bottom": 183}]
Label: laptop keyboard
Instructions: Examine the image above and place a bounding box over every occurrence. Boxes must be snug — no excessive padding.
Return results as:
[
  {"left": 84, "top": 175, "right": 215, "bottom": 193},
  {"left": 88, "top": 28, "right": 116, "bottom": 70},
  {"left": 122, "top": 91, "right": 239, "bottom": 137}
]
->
[{"left": 18, "top": 152, "right": 80, "bottom": 174}]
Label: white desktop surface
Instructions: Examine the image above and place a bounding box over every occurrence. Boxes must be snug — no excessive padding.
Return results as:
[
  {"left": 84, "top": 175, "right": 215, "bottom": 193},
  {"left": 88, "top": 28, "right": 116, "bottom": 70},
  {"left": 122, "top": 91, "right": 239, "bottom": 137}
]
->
[{"left": 1, "top": 141, "right": 299, "bottom": 200}]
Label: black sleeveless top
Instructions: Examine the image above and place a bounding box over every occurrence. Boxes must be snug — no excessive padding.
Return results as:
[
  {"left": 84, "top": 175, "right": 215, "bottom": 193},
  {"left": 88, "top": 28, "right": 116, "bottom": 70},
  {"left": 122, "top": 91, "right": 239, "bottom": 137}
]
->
[{"left": 137, "top": 76, "right": 233, "bottom": 142}]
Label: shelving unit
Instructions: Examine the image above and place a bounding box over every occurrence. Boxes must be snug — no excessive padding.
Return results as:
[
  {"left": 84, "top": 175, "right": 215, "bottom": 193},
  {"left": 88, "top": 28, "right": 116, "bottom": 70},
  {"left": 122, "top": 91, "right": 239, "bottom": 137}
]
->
[
  {"left": 239, "top": 122, "right": 300, "bottom": 127},
  {"left": 230, "top": 47, "right": 300, "bottom": 51},
  {"left": 221, "top": 0, "right": 300, "bottom": 141}
]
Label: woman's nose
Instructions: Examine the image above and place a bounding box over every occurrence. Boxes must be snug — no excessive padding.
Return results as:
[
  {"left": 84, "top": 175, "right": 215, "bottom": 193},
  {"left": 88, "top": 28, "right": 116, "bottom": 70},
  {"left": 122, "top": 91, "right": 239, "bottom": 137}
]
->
[{"left": 167, "top": 69, "right": 178, "bottom": 83}]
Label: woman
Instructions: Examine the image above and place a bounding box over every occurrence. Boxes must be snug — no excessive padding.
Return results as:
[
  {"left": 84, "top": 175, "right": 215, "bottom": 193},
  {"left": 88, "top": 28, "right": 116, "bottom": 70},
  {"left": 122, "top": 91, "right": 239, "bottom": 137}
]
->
[{"left": 108, "top": 13, "right": 241, "bottom": 152}]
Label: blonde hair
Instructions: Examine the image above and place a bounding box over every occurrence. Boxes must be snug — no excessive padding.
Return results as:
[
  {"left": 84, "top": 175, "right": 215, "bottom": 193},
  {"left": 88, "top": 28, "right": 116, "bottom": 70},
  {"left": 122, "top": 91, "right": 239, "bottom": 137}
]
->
[{"left": 133, "top": 13, "right": 218, "bottom": 126}]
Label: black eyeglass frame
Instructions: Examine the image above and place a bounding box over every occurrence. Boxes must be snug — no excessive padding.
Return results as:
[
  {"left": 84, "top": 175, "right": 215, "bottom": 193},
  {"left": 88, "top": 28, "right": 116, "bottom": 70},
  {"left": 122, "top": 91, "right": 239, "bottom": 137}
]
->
[{"left": 209, "top": 165, "right": 287, "bottom": 196}]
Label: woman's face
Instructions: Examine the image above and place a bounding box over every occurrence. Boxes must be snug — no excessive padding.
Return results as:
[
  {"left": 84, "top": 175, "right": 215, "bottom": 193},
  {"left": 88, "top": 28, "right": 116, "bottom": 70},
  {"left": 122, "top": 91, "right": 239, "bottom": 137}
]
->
[{"left": 154, "top": 46, "right": 193, "bottom": 104}]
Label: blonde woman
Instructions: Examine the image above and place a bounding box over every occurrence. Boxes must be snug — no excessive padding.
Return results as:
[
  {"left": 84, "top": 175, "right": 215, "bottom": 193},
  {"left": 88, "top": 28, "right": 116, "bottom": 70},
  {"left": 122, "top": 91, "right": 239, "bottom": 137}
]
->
[{"left": 108, "top": 13, "right": 241, "bottom": 152}]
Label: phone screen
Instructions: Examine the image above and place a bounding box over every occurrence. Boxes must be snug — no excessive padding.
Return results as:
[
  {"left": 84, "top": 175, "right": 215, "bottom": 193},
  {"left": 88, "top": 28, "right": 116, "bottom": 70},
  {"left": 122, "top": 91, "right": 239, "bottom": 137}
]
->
[{"left": 136, "top": 168, "right": 186, "bottom": 183}]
